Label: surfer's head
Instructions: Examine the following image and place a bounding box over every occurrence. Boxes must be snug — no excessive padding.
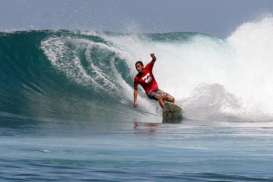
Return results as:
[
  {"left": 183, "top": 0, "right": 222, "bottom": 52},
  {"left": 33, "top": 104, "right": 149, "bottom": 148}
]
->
[{"left": 135, "top": 61, "right": 144, "bottom": 73}]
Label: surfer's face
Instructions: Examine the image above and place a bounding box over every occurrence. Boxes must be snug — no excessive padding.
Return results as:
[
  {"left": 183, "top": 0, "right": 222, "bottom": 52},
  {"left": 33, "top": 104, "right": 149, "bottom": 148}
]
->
[{"left": 135, "top": 63, "right": 144, "bottom": 73}]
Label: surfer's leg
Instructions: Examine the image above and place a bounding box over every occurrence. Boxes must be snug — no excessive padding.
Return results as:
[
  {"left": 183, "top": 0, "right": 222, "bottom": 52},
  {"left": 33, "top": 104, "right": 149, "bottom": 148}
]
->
[
  {"left": 165, "top": 94, "right": 175, "bottom": 103},
  {"left": 147, "top": 90, "right": 166, "bottom": 108},
  {"left": 159, "top": 90, "right": 175, "bottom": 103},
  {"left": 158, "top": 97, "right": 165, "bottom": 108},
  {"left": 154, "top": 93, "right": 167, "bottom": 108}
]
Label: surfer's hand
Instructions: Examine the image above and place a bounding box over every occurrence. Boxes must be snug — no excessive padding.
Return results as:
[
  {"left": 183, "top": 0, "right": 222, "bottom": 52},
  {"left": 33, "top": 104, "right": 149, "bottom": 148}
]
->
[{"left": 150, "top": 53, "right": 155, "bottom": 58}]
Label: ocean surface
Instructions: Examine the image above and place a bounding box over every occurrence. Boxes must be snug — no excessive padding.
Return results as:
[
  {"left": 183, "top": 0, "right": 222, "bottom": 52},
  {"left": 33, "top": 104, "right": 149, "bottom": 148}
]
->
[{"left": 1, "top": 18, "right": 273, "bottom": 181}]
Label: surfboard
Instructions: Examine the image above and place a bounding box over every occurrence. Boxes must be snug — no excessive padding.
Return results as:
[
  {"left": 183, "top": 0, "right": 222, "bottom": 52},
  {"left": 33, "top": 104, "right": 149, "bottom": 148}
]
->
[{"left": 162, "top": 102, "right": 183, "bottom": 123}]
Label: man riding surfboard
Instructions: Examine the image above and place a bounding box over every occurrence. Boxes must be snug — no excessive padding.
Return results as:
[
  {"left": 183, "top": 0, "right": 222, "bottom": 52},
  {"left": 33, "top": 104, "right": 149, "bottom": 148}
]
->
[{"left": 133, "top": 53, "right": 175, "bottom": 108}]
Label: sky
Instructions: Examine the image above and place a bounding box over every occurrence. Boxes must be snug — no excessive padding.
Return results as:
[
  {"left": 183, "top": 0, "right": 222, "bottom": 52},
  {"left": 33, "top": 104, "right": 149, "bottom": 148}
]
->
[{"left": 0, "top": 0, "right": 273, "bottom": 37}]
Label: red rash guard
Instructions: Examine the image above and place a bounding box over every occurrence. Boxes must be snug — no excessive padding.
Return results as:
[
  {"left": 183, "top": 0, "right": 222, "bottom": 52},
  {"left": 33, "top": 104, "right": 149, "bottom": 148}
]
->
[{"left": 134, "top": 59, "right": 158, "bottom": 94}]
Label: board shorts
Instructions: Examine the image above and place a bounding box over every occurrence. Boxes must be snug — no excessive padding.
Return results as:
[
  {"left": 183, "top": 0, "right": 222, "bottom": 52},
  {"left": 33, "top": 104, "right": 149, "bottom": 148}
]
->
[{"left": 147, "top": 89, "right": 168, "bottom": 100}]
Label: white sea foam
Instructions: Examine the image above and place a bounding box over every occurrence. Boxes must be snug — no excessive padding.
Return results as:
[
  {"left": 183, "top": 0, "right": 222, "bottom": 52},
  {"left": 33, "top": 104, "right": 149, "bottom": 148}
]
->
[
  {"left": 102, "top": 17, "right": 273, "bottom": 121},
  {"left": 41, "top": 17, "right": 273, "bottom": 121}
]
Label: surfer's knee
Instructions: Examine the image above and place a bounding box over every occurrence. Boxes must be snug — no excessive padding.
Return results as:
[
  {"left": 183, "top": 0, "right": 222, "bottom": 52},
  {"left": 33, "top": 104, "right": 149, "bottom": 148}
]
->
[
  {"left": 158, "top": 96, "right": 164, "bottom": 102},
  {"left": 170, "top": 96, "right": 175, "bottom": 103},
  {"left": 163, "top": 94, "right": 174, "bottom": 102},
  {"left": 166, "top": 95, "right": 175, "bottom": 103},
  {"left": 158, "top": 95, "right": 166, "bottom": 103}
]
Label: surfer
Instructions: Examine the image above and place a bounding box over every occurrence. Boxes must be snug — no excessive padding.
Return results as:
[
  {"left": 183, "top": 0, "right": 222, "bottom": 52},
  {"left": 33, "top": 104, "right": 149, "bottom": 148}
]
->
[{"left": 133, "top": 53, "right": 175, "bottom": 108}]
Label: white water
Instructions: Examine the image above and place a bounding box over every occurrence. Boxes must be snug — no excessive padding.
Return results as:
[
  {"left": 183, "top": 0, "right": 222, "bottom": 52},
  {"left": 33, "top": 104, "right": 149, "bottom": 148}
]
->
[
  {"left": 41, "top": 17, "right": 273, "bottom": 121},
  {"left": 103, "top": 17, "right": 273, "bottom": 121}
]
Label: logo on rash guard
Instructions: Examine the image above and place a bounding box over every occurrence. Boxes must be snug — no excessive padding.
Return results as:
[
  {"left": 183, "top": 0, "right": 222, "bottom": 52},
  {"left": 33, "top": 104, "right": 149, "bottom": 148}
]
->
[{"left": 142, "top": 73, "right": 152, "bottom": 83}]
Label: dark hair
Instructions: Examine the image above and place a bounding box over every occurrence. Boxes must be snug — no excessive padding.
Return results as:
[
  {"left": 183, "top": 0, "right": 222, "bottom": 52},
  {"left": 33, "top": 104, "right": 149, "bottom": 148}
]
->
[{"left": 135, "top": 61, "right": 144, "bottom": 66}]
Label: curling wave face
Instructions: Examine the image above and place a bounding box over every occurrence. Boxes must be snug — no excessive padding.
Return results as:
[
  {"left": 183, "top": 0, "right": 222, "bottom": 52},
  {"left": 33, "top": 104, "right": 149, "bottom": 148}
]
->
[{"left": 1, "top": 17, "right": 273, "bottom": 122}]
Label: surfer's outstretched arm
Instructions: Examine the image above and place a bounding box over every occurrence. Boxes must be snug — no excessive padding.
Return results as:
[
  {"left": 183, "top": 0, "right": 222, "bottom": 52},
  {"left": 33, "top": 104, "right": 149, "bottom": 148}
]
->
[
  {"left": 145, "top": 53, "right": 156, "bottom": 71},
  {"left": 150, "top": 53, "right": 156, "bottom": 62},
  {"left": 133, "top": 89, "right": 138, "bottom": 107}
]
